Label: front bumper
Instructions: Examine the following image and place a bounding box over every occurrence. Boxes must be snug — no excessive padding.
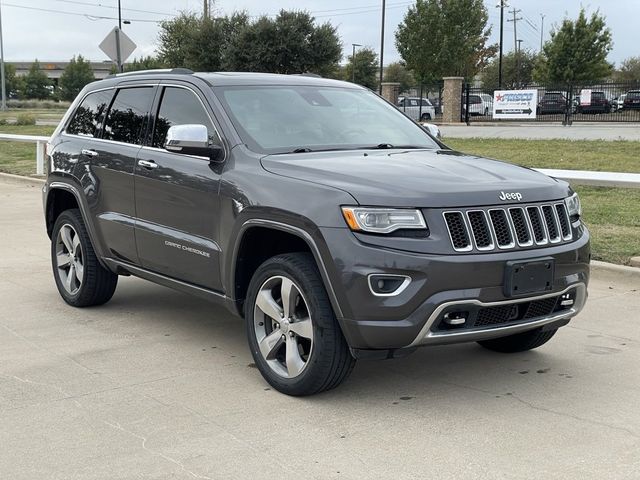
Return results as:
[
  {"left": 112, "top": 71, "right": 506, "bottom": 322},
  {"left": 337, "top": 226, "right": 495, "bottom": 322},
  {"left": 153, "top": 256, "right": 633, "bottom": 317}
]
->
[{"left": 319, "top": 226, "right": 590, "bottom": 352}]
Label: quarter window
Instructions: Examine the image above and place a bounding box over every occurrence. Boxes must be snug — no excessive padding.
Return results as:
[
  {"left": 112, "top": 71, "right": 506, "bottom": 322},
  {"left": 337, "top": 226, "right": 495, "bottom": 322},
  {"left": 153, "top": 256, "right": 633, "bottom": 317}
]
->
[
  {"left": 102, "top": 87, "right": 154, "bottom": 144},
  {"left": 152, "top": 87, "right": 219, "bottom": 148},
  {"left": 66, "top": 90, "right": 114, "bottom": 137}
]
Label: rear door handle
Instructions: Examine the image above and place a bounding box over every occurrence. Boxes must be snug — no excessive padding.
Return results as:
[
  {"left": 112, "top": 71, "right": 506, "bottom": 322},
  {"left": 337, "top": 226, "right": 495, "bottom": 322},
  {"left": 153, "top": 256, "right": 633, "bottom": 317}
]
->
[
  {"left": 138, "top": 160, "right": 158, "bottom": 169},
  {"left": 81, "top": 149, "right": 98, "bottom": 158}
]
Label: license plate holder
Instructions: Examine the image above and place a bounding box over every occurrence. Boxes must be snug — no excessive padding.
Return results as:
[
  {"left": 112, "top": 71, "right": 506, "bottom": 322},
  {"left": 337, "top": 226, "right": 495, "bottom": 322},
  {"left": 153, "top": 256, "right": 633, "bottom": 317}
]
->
[{"left": 505, "top": 258, "right": 554, "bottom": 297}]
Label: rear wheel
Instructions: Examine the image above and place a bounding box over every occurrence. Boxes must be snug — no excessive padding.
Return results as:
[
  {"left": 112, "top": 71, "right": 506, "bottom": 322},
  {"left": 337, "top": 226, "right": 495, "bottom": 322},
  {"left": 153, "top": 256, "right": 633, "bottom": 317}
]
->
[
  {"left": 245, "top": 253, "right": 355, "bottom": 396},
  {"left": 477, "top": 327, "right": 557, "bottom": 353},
  {"left": 51, "top": 209, "right": 118, "bottom": 307},
  {"left": 420, "top": 113, "right": 431, "bottom": 121}
]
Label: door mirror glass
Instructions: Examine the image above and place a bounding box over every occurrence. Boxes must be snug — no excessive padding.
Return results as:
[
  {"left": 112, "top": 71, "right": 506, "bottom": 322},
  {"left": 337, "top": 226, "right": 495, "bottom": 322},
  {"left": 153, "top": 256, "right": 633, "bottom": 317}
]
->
[{"left": 164, "top": 124, "right": 222, "bottom": 160}]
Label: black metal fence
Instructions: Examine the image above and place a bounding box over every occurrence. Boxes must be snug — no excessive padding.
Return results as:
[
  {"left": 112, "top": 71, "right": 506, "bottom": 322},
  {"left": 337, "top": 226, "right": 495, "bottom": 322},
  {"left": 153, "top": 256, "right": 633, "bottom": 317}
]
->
[
  {"left": 396, "top": 81, "right": 445, "bottom": 123},
  {"left": 462, "top": 81, "right": 640, "bottom": 124}
]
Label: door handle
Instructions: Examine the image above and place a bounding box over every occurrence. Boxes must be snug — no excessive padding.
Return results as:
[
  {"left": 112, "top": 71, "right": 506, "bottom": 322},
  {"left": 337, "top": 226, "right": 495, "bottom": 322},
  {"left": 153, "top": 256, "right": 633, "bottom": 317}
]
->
[
  {"left": 81, "top": 149, "right": 98, "bottom": 158},
  {"left": 138, "top": 160, "right": 158, "bottom": 169}
]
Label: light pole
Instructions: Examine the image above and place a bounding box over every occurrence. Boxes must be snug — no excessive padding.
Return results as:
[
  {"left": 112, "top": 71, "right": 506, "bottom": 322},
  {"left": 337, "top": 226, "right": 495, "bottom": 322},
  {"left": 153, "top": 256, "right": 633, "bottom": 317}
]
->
[
  {"left": 351, "top": 43, "right": 361, "bottom": 83},
  {"left": 378, "top": 0, "right": 385, "bottom": 94},
  {"left": 115, "top": 0, "right": 123, "bottom": 72},
  {"left": 497, "top": 0, "right": 505, "bottom": 89},
  {"left": 0, "top": 1, "right": 6, "bottom": 110}
]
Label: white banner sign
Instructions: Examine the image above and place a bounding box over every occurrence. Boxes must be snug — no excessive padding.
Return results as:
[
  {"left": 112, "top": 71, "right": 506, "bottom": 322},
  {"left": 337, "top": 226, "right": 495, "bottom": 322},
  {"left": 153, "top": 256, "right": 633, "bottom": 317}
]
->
[
  {"left": 493, "top": 89, "right": 538, "bottom": 119},
  {"left": 580, "top": 89, "right": 592, "bottom": 106}
]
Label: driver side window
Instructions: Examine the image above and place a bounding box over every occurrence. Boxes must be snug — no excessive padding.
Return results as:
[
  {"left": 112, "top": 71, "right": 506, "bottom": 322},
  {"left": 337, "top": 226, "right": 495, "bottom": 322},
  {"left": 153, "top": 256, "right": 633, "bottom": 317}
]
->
[{"left": 152, "top": 86, "right": 221, "bottom": 148}]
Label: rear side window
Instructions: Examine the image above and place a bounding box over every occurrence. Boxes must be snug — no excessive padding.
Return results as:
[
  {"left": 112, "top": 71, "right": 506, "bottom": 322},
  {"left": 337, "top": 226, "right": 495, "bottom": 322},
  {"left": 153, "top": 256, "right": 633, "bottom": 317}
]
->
[
  {"left": 152, "top": 87, "right": 219, "bottom": 148},
  {"left": 102, "top": 87, "right": 154, "bottom": 144},
  {"left": 66, "top": 90, "right": 114, "bottom": 137}
]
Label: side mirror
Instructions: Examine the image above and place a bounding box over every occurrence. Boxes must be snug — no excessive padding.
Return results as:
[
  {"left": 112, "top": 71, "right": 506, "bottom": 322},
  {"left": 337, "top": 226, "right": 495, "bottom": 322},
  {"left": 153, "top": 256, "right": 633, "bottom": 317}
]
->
[
  {"left": 164, "top": 124, "right": 223, "bottom": 161},
  {"left": 420, "top": 122, "right": 442, "bottom": 140}
]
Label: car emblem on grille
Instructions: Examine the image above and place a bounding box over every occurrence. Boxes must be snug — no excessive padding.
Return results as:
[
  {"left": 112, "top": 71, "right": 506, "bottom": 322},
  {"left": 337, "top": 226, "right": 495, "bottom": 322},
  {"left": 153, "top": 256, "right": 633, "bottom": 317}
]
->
[{"left": 499, "top": 191, "right": 523, "bottom": 201}]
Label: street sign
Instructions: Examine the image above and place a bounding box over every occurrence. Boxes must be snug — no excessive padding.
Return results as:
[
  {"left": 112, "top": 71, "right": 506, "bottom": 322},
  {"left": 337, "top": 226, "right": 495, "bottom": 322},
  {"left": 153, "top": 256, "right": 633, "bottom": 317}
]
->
[
  {"left": 493, "top": 89, "right": 538, "bottom": 120},
  {"left": 99, "top": 27, "right": 136, "bottom": 64}
]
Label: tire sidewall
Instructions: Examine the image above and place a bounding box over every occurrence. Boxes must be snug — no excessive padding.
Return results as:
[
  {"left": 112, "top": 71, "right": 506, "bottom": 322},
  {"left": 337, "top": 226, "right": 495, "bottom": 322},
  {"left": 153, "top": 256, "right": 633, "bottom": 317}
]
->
[{"left": 51, "top": 210, "right": 90, "bottom": 305}]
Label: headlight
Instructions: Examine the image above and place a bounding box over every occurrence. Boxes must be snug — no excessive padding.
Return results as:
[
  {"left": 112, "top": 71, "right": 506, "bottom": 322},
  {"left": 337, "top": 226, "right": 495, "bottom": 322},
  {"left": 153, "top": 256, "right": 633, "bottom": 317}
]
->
[
  {"left": 341, "top": 207, "right": 427, "bottom": 234},
  {"left": 564, "top": 192, "right": 582, "bottom": 219}
]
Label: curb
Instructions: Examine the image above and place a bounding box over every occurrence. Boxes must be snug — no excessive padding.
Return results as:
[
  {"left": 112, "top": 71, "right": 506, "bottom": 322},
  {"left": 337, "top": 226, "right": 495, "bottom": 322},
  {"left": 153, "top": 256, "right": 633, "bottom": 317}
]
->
[
  {"left": 0, "top": 172, "right": 45, "bottom": 187},
  {"left": 591, "top": 260, "right": 640, "bottom": 280}
]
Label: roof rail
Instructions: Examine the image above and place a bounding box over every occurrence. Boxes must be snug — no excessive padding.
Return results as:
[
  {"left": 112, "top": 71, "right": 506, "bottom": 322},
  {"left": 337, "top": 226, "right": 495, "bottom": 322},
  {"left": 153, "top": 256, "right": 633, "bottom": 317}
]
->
[{"left": 107, "top": 67, "right": 194, "bottom": 78}]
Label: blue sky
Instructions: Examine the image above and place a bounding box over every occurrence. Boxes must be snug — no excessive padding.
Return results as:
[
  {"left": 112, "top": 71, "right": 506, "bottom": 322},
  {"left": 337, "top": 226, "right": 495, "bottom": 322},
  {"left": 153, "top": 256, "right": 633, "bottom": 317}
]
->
[{"left": 3, "top": 0, "right": 635, "bottom": 66}]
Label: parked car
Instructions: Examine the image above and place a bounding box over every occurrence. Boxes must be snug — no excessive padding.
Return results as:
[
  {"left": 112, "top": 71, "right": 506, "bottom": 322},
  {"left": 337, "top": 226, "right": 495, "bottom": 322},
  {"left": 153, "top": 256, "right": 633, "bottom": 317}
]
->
[
  {"left": 397, "top": 96, "right": 437, "bottom": 121},
  {"left": 537, "top": 92, "right": 569, "bottom": 115},
  {"left": 612, "top": 94, "right": 626, "bottom": 112},
  {"left": 465, "top": 93, "right": 493, "bottom": 116},
  {"left": 622, "top": 90, "right": 640, "bottom": 110},
  {"left": 43, "top": 69, "right": 590, "bottom": 396},
  {"left": 575, "top": 91, "right": 611, "bottom": 114}
]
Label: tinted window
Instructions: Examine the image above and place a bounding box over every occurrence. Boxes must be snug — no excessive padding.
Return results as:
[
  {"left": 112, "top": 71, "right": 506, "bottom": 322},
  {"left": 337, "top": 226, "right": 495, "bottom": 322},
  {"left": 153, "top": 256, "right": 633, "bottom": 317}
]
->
[
  {"left": 102, "top": 87, "right": 154, "bottom": 144},
  {"left": 66, "top": 90, "right": 113, "bottom": 137},
  {"left": 152, "top": 87, "right": 219, "bottom": 148},
  {"left": 627, "top": 91, "right": 640, "bottom": 99}
]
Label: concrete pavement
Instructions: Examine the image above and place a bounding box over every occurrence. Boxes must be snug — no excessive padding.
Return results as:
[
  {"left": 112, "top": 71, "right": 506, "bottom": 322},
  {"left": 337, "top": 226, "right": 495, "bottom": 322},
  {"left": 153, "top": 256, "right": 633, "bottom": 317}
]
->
[
  {"left": 440, "top": 123, "right": 640, "bottom": 141},
  {"left": 1, "top": 179, "right": 639, "bottom": 479}
]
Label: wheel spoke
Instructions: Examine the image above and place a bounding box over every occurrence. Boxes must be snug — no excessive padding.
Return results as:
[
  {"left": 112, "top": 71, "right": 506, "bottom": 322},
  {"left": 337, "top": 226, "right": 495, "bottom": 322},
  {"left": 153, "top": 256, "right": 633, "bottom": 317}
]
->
[
  {"left": 60, "top": 226, "right": 74, "bottom": 253},
  {"left": 65, "top": 264, "right": 76, "bottom": 292},
  {"left": 285, "top": 336, "right": 305, "bottom": 377},
  {"left": 289, "top": 317, "right": 313, "bottom": 340},
  {"left": 72, "top": 233, "right": 81, "bottom": 256},
  {"left": 57, "top": 254, "right": 71, "bottom": 268},
  {"left": 74, "top": 261, "right": 84, "bottom": 284},
  {"left": 280, "top": 277, "right": 297, "bottom": 319},
  {"left": 259, "top": 329, "right": 284, "bottom": 360},
  {"left": 256, "top": 289, "right": 283, "bottom": 322}
]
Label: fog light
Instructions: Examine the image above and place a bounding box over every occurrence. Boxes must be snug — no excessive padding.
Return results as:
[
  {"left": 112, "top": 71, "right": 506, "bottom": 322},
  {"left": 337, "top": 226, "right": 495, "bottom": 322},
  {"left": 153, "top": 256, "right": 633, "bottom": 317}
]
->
[{"left": 368, "top": 274, "right": 411, "bottom": 296}]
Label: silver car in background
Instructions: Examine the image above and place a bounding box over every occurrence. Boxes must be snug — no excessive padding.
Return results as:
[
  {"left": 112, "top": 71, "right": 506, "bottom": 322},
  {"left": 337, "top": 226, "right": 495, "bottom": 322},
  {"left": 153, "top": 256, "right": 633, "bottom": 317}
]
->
[{"left": 397, "top": 96, "right": 437, "bottom": 121}]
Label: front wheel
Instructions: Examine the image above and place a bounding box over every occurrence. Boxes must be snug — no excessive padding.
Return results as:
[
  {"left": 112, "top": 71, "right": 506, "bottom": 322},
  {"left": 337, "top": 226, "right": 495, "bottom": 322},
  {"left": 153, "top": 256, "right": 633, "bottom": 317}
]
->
[
  {"left": 245, "top": 253, "right": 355, "bottom": 396},
  {"left": 420, "top": 113, "right": 432, "bottom": 121},
  {"left": 477, "top": 327, "right": 557, "bottom": 353}
]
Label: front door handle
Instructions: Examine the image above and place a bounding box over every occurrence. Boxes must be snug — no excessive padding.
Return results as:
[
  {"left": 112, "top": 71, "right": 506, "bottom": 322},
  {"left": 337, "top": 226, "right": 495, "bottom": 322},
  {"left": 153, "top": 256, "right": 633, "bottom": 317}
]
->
[
  {"left": 81, "top": 149, "right": 98, "bottom": 158},
  {"left": 138, "top": 160, "right": 158, "bottom": 170}
]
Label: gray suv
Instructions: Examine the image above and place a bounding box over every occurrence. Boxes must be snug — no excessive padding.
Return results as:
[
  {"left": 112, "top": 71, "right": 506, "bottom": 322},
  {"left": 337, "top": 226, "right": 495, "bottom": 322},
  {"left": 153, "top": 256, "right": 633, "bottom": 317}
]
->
[{"left": 43, "top": 70, "right": 590, "bottom": 395}]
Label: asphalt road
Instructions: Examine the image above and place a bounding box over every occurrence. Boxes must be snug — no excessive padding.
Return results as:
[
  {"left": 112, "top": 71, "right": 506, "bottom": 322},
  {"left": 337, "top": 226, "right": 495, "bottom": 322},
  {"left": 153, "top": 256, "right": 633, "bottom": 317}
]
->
[
  {"left": 1, "top": 179, "right": 639, "bottom": 480},
  {"left": 441, "top": 123, "right": 640, "bottom": 141}
]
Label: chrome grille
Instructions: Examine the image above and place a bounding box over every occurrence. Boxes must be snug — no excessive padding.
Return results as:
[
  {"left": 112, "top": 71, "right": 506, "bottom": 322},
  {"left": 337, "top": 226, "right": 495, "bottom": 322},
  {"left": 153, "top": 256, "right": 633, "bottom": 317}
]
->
[{"left": 444, "top": 202, "right": 572, "bottom": 252}]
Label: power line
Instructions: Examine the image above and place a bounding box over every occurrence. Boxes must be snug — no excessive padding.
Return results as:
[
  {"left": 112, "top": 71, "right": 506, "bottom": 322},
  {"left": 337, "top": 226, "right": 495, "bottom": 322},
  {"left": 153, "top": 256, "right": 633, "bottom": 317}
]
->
[
  {"left": 46, "top": 0, "right": 176, "bottom": 17},
  {"left": 3, "top": 3, "right": 164, "bottom": 23}
]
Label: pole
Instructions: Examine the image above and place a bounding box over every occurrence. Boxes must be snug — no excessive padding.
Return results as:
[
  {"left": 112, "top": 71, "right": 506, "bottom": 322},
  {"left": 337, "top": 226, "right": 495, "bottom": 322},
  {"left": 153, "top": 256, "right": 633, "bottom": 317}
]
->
[
  {"left": 498, "top": 0, "right": 504, "bottom": 89},
  {"left": 0, "top": 2, "right": 6, "bottom": 110},
  {"left": 378, "top": 0, "right": 386, "bottom": 94},
  {"left": 351, "top": 44, "right": 361, "bottom": 83},
  {"left": 540, "top": 14, "right": 545, "bottom": 52},
  {"left": 507, "top": 8, "right": 522, "bottom": 88},
  {"left": 517, "top": 39, "right": 523, "bottom": 86},
  {"left": 204, "top": 0, "right": 208, "bottom": 18},
  {"left": 116, "top": 0, "right": 123, "bottom": 72}
]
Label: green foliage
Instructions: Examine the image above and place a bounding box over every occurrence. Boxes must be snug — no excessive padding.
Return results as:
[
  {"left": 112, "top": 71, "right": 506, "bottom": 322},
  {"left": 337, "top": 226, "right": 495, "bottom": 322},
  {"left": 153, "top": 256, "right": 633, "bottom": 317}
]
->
[
  {"left": 384, "top": 62, "right": 416, "bottom": 93},
  {"left": 615, "top": 56, "right": 640, "bottom": 82},
  {"left": 395, "top": 0, "right": 497, "bottom": 83},
  {"left": 534, "top": 9, "right": 612, "bottom": 84},
  {"left": 158, "top": 10, "right": 342, "bottom": 75},
  {"left": 482, "top": 50, "right": 540, "bottom": 90},
  {"left": 15, "top": 114, "right": 36, "bottom": 126},
  {"left": 125, "top": 56, "right": 166, "bottom": 72},
  {"left": 342, "top": 47, "right": 379, "bottom": 89},
  {"left": 58, "top": 55, "right": 96, "bottom": 102},
  {"left": 3, "top": 64, "right": 22, "bottom": 98},
  {"left": 22, "top": 60, "right": 51, "bottom": 100}
]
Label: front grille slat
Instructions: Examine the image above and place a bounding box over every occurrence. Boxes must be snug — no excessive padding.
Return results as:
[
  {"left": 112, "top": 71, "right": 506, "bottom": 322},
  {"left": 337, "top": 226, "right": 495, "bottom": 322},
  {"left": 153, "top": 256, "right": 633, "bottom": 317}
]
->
[{"left": 443, "top": 202, "right": 574, "bottom": 253}]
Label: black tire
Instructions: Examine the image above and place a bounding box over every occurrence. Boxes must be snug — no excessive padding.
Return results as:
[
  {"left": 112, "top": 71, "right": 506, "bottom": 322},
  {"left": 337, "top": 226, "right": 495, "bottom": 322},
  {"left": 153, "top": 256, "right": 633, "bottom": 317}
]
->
[
  {"left": 420, "top": 113, "right": 431, "bottom": 121},
  {"left": 51, "top": 209, "right": 118, "bottom": 307},
  {"left": 484, "top": 107, "right": 489, "bottom": 116},
  {"left": 245, "top": 252, "right": 355, "bottom": 396},
  {"left": 477, "top": 327, "right": 557, "bottom": 353}
]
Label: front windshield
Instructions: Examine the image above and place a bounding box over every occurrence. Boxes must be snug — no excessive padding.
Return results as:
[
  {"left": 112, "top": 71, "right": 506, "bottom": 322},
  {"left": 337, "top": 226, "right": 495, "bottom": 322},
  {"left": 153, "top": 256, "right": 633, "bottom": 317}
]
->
[{"left": 213, "top": 85, "right": 440, "bottom": 155}]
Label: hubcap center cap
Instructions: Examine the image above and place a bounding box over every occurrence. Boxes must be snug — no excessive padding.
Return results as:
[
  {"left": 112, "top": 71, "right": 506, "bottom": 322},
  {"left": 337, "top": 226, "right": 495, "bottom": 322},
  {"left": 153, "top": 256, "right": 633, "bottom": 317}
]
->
[{"left": 280, "top": 318, "right": 291, "bottom": 334}]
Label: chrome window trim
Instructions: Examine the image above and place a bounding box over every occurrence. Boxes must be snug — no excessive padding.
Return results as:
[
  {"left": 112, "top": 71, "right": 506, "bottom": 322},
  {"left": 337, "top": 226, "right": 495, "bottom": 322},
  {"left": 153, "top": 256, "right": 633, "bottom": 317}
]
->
[
  {"left": 442, "top": 211, "right": 473, "bottom": 252},
  {"left": 465, "top": 209, "right": 495, "bottom": 251},
  {"left": 487, "top": 208, "right": 516, "bottom": 250}
]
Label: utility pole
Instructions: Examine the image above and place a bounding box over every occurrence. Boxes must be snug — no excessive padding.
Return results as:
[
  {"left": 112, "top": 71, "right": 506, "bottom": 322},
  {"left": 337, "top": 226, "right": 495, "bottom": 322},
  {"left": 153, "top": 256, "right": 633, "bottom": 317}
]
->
[
  {"left": 507, "top": 8, "right": 522, "bottom": 87},
  {"left": 378, "top": 0, "right": 386, "bottom": 94},
  {"left": 540, "top": 14, "right": 545, "bottom": 51},
  {"left": 0, "top": 1, "right": 6, "bottom": 110},
  {"left": 115, "top": 0, "right": 123, "bottom": 73},
  {"left": 497, "top": 0, "right": 506, "bottom": 89},
  {"left": 204, "top": 0, "right": 208, "bottom": 18},
  {"left": 351, "top": 44, "right": 361, "bottom": 84}
]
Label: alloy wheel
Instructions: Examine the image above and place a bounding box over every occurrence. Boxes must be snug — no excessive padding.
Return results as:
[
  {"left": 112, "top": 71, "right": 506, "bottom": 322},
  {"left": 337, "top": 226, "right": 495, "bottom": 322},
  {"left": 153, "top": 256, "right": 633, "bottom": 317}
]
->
[
  {"left": 55, "top": 224, "right": 84, "bottom": 295},
  {"left": 253, "top": 275, "right": 314, "bottom": 378}
]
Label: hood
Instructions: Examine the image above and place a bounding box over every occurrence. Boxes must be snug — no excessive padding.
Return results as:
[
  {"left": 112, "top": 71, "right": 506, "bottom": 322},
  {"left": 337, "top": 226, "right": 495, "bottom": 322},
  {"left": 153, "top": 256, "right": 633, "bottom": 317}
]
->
[{"left": 261, "top": 149, "right": 569, "bottom": 208}]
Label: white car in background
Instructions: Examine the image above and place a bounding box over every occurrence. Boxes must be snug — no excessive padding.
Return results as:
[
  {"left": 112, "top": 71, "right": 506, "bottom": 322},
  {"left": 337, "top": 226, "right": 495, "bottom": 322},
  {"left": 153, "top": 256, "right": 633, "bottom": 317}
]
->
[
  {"left": 612, "top": 94, "right": 626, "bottom": 112},
  {"left": 466, "top": 93, "right": 494, "bottom": 116},
  {"left": 397, "top": 96, "right": 437, "bottom": 121}
]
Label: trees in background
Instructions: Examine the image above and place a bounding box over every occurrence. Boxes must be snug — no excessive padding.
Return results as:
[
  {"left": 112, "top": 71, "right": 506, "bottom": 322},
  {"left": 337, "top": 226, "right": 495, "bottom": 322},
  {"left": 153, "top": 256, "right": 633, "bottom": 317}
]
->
[
  {"left": 157, "top": 10, "right": 342, "bottom": 76},
  {"left": 22, "top": 60, "right": 51, "bottom": 99},
  {"left": 534, "top": 9, "right": 612, "bottom": 84},
  {"left": 125, "top": 56, "right": 166, "bottom": 72},
  {"left": 58, "top": 55, "right": 95, "bottom": 101},
  {"left": 384, "top": 62, "right": 415, "bottom": 93},
  {"left": 343, "top": 47, "right": 379, "bottom": 89},
  {"left": 482, "top": 50, "right": 539, "bottom": 90},
  {"left": 395, "top": 0, "right": 496, "bottom": 83},
  {"left": 615, "top": 56, "right": 640, "bottom": 82}
]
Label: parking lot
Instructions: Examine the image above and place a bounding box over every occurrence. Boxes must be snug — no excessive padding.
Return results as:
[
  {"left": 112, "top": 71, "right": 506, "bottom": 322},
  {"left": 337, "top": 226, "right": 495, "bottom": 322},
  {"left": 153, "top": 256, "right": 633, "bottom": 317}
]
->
[{"left": 1, "top": 178, "right": 639, "bottom": 479}]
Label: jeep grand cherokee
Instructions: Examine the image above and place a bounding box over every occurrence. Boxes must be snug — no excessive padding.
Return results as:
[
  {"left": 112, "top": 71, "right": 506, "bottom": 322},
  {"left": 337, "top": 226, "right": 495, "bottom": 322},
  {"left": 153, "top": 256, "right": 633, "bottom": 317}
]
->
[{"left": 43, "top": 70, "right": 590, "bottom": 395}]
